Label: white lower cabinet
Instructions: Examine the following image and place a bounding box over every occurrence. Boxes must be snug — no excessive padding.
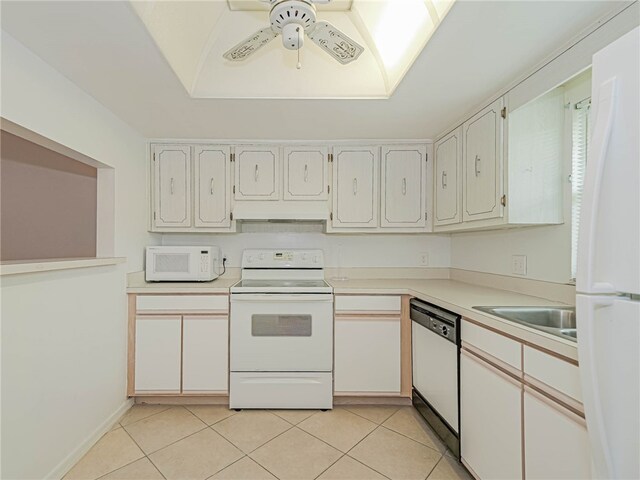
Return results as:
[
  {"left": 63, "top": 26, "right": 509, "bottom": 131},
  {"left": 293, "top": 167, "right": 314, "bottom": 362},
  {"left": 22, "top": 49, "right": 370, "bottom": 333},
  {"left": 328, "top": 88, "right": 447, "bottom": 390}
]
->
[
  {"left": 135, "top": 316, "right": 182, "bottom": 393},
  {"left": 182, "top": 316, "right": 228, "bottom": 393},
  {"left": 461, "top": 350, "right": 522, "bottom": 480},
  {"left": 524, "top": 388, "right": 591, "bottom": 480},
  {"left": 334, "top": 316, "right": 401, "bottom": 393}
]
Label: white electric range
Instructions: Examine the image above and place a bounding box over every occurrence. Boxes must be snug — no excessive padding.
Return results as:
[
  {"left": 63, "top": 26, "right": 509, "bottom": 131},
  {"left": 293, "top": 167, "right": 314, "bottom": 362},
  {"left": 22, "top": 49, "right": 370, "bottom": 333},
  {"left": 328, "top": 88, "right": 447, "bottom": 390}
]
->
[{"left": 229, "top": 249, "right": 333, "bottom": 409}]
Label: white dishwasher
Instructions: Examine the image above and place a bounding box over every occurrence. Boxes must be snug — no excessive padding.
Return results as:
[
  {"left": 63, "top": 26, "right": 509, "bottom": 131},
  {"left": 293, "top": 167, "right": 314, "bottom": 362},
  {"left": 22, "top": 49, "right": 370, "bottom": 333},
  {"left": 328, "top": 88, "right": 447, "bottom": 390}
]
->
[{"left": 411, "top": 299, "right": 460, "bottom": 458}]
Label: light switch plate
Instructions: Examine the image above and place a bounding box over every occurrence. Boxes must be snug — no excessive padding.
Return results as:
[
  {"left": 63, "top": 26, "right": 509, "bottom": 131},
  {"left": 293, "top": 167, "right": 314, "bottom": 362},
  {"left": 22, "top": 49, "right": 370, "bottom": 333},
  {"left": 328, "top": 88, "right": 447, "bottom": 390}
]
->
[{"left": 512, "top": 255, "right": 527, "bottom": 275}]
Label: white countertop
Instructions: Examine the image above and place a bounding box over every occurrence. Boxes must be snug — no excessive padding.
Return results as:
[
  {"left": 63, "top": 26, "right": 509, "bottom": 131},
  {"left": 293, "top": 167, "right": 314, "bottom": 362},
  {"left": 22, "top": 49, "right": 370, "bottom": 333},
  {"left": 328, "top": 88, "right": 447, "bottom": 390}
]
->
[
  {"left": 327, "top": 277, "right": 577, "bottom": 361},
  {"left": 127, "top": 271, "right": 577, "bottom": 360},
  {"left": 127, "top": 271, "right": 239, "bottom": 294}
]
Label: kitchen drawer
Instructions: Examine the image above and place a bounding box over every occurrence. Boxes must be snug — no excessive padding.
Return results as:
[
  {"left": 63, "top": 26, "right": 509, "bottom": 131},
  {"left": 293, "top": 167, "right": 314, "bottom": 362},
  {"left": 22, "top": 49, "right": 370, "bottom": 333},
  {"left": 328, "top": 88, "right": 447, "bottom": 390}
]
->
[
  {"left": 334, "top": 295, "right": 401, "bottom": 314},
  {"left": 462, "top": 320, "right": 521, "bottom": 370},
  {"left": 136, "top": 295, "right": 228, "bottom": 313},
  {"left": 524, "top": 346, "right": 582, "bottom": 402}
]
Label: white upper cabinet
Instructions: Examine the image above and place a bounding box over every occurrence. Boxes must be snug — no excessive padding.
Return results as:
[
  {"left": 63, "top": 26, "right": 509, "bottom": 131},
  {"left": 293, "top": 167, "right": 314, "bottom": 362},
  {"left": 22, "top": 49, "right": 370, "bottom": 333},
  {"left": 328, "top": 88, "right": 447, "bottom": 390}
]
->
[
  {"left": 332, "top": 146, "right": 379, "bottom": 228},
  {"left": 463, "top": 97, "right": 504, "bottom": 222},
  {"left": 235, "top": 146, "right": 279, "bottom": 200},
  {"left": 153, "top": 144, "right": 191, "bottom": 228},
  {"left": 283, "top": 146, "right": 329, "bottom": 201},
  {"left": 434, "top": 127, "right": 462, "bottom": 226},
  {"left": 194, "top": 145, "right": 231, "bottom": 227},
  {"left": 380, "top": 145, "right": 427, "bottom": 228}
]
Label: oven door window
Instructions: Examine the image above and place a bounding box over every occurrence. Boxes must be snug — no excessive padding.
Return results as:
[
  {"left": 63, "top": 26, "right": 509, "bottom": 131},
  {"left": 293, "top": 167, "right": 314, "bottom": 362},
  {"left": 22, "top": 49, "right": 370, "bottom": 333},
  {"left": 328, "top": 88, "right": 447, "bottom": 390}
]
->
[{"left": 251, "top": 314, "right": 312, "bottom": 337}]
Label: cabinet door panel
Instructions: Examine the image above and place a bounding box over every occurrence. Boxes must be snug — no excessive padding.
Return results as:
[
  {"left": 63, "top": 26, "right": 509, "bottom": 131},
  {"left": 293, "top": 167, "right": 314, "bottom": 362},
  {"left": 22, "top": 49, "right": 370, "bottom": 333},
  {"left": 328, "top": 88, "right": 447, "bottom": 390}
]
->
[
  {"left": 284, "top": 146, "right": 328, "bottom": 200},
  {"left": 434, "top": 128, "right": 462, "bottom": 226},
  {"left": 381, "top": 145, "right": 426, "bottom": 228},
  {"left": 235, "top": 146, "right": 279, "bottom": 200},
  {"left": 334, "top": 316, "right": 401, "bottom": 393},
  {"left": 195, "top": 146, "right": 231, "bottom": 227},
  {"left": 463, "top": 98, "right": 504, "bottom": 222},
  {"left": 135, "top": 316, "right": 181, "bottom": 393},
  {"left": 154, "top": 145, "right": 191, "bottom": 227},
  {"left": 332, "top": 147, "right": 379, "bottom": 228},
  {"left": 461, "top": 351, "right": 522, "bottom": 479},
  {"left": 524, "top": 388, "right": 591, "bottom": 479},
  {"left": 183, "top": 316, "right": 228, "bottom": 393}
]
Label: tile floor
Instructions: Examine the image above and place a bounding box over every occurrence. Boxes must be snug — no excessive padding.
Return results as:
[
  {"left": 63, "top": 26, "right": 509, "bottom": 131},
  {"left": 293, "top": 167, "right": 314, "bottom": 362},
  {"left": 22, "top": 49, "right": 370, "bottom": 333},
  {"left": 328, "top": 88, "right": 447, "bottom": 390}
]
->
[{"left": 64, "top": 404, "right": 472, "bottom": 480}]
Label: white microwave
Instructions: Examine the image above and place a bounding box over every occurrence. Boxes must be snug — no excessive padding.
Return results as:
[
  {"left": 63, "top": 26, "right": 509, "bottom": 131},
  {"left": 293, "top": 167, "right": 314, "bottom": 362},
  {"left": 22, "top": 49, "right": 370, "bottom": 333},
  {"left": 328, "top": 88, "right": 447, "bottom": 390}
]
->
[{"left": 145, "top": 246, "right": 221, "bottom": 282}]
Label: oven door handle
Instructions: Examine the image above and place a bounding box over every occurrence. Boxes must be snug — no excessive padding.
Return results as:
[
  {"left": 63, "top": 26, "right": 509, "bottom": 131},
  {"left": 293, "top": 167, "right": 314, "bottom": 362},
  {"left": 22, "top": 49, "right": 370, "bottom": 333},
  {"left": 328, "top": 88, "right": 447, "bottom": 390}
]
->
[{"left": 231, "top": 294, "right": 334, "bottom": 302}]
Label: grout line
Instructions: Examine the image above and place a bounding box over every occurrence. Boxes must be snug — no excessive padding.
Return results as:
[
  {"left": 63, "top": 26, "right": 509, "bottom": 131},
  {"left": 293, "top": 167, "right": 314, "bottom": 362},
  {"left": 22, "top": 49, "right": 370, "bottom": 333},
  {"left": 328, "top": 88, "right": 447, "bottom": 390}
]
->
[
  {"left": 203, "top": 454, "right": 248, "bottom": 480},
  {"left": 424, "top": 454, "right": 444, "bottom": 480},
  {"left": 120, "top": 427, "right": 167, "bottom": 480},
  {"left": 140, "top": 424, "right": 211, "bottom": 456},
  {"left": 186, "top": 407, "right": 238, "bottom": 427},
  {"left": 93, "top": 456, "right": 146, "bottom": 480},
  {"left": 119, "top": 404, "right": 173, "bottom": 428},
  {"left": 312, "top": 452, "right": 346, "bottom": 480},
  {"left": 345, "top": 454, "right": 393, "bottom": 480},
  {"left": 342, "top": 425, "right": 393, "bottom": 479},
  {"left": 341, "top": 405, "right": 399, "bottom": 425},
  {"left": 377, "top": 424, "right": 444, "bottom": 455}
]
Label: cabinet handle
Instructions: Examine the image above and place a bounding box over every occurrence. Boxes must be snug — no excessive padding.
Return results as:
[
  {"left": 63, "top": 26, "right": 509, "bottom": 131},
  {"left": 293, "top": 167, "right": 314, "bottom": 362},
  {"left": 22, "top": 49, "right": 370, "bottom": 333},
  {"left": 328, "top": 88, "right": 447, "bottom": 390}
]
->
[
  {"left": 402, "top": 178, "right": 407, "bottom": 195},
  {"left": 442, "top": 171, "right": 447, "bottom": 189},
  {"left": 352, "top": 178, "right": 358, "bottom": 195},
  {"left": 170, "top": 177, "right": 174, "bottom": 194},
  {"left": 475, "top": 155, "right": 481, "bottom": 177},
  {"left": 304, "top": 164, "right": 309, "bottom": 183},
  {"left": 210, "top": 178, "right": 214, "bottom": 195},
  {"left": 254, "top": 164, "right": 259, "bottom": 182}
]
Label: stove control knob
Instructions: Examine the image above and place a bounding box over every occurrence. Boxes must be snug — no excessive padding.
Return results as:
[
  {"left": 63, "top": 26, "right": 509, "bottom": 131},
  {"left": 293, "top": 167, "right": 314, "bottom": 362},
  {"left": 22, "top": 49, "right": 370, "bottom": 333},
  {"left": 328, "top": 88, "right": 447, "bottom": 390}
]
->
[
  {"left": 301, "top": 253, "right": 308, "bottom": 261},
  {"left": 247, "top": 255, "right": 254, "bottom": 263},
  {"left": 313, "top": 255, "right": 319, "bottom": 263},
  {"left": 259, "top": 253, "right": 265, "bottom": 261}
]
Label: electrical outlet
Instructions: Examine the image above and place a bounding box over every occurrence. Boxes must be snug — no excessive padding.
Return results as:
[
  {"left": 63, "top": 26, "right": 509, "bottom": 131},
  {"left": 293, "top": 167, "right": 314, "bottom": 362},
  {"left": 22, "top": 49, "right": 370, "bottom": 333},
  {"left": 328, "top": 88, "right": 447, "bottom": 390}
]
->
[
  {"left": 512, "top": 255, "right": 527, "bottom": 276},
  {"left": 419, "top": 252, "right": 429, "bottom": 266}
]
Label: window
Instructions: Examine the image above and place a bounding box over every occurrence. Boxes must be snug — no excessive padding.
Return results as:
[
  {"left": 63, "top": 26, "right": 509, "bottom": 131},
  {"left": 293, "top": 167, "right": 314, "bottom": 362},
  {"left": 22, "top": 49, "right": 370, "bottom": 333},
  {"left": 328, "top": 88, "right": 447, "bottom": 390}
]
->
[{"left": 571, "top": 97, "right": 591, "bottom": 280}]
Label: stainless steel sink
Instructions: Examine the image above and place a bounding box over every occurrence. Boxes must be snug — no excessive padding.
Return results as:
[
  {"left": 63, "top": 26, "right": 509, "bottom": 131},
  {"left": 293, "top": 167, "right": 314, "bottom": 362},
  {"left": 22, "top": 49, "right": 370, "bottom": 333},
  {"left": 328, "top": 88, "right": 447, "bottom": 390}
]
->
[{"left": 473, "top": 306, "right": 577, "bottom": 341}]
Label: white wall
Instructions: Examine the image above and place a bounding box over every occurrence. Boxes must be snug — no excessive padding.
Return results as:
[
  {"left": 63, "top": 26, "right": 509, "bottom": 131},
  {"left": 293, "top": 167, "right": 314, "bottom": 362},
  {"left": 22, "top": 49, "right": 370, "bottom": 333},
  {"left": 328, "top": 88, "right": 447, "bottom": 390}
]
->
[
  {"left": 0, "top": 32, "right": 153, "bottom": 479},
  {"left": 1, "top": 266, "right": 129, "bottom": 480},
  {"left": 1, "top": 31, "right": 155, "bottom": 272},
  {"left": 162, "top": 227, "right": 451, "bottom": 271},
  {"left": 451, "top": 71, "right": 592, "bottom": 284}
]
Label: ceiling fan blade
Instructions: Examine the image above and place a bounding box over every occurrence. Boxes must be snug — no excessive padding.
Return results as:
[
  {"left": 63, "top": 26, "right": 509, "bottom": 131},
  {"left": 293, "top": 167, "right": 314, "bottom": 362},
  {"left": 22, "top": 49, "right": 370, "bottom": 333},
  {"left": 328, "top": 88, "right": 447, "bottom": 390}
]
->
[
  {"left": 307, "top": 21, "right": 364, "bottom": 65},
  {"left": 223, "top": 28, "right": 278, "bottom": 61}
]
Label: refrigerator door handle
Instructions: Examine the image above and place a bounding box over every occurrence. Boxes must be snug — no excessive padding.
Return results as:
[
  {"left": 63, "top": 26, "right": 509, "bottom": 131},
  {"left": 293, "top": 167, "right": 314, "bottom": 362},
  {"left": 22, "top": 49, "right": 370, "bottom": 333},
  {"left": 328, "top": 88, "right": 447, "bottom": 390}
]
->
[
  {"left": 577, "top": 78, "right": 617, "bottom": 294},
  {"left": 576, "top": 295, "right": 614, "bottom": 478}
]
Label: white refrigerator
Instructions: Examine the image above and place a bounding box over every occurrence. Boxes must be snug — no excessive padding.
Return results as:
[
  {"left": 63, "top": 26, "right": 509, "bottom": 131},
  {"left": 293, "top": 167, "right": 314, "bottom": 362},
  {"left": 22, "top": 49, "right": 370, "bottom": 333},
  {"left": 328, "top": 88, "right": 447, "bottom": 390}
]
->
[{"left": 576, "top": 26, "right": 640, "bottom": 480}]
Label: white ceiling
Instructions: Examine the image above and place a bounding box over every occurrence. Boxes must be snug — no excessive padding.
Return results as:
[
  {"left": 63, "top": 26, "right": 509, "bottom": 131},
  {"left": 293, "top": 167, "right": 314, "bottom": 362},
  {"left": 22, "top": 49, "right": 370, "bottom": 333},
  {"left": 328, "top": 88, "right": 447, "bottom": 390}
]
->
[
  {"left": 129, "top": 0, "right": 453, "bottom": 99},
  {"left": 0, "top": 1, "right": 629, "bottom": 139}
]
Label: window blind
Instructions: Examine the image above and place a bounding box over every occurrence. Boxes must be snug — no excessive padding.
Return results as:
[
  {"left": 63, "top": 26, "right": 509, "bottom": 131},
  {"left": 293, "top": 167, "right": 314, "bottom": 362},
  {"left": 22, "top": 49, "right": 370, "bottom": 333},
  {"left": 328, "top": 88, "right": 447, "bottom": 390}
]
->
[{"left": 571, "top": 98, "right": 591, "bottom": 280}]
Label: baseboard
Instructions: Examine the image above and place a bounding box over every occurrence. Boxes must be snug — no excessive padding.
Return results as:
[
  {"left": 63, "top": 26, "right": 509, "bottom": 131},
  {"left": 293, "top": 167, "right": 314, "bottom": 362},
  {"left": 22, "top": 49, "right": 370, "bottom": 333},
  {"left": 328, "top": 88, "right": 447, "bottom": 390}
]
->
[
  {"left": 135, "top": 395, "right": 229, "bottom": 405},
  {"left": 333, "top": 395, "right": 412, "bottom": 406},
  {"left": 47, "top": 398, "right": 133, "bottom": 480}
]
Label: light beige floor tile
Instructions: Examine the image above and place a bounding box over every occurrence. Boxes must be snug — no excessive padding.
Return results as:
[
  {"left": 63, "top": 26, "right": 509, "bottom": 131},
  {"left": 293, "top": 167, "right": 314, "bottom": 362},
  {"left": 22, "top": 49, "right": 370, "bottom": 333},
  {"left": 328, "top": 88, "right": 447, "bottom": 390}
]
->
[
  {"left": 250, "top": 428, "right": 342, "bottom": 480},
  {"left": 382, "top": 407, "right": 446, "bottom": 453},
  {"left": 349, "top": 427, "right": 442, "bottom": 480},
  {"left": 210, "top": 457, "right": 277, "bottom": 480},
  {"left": 186, "top": 405, "right": 235, "bottom": 426},
  {"left": 318, "top": 455, "right": 387, "bottom": 480},
  {"left": 427, "top": 456, "right": 472, "bottom": 480},
  {"left": 64, "top": 428, "right": 144, "bottom": 480},
  {"left": 297, "top": 408, "right": 377, "bottom": 452},
  {"left": 149, "top": 428, "right": 242, "bottom": 480},
  {"left": 119, "top": 404, "right": 171, "bottom": 426},
  {"left": 270, "top": 409, "right": 317, "bottom": 425},
  {"left": 101, "top": 458, "right": 164, "bottom": 480},
  {"left": 212, "top": 410, "right": 290, "bottom": 453},
  {"left": 343, "top": 406, "right": 399, "bottom": 424},
  {"left": 124, "top": 407, "right": 206, "bottom": 454}
]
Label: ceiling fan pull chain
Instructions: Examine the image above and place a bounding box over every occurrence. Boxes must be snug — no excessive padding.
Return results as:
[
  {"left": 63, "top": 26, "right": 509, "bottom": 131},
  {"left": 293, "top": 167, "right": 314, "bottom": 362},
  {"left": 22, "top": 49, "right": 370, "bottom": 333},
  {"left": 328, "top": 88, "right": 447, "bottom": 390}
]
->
[{"left": 296, "top": 26, "right": 302, "bottom": 70}]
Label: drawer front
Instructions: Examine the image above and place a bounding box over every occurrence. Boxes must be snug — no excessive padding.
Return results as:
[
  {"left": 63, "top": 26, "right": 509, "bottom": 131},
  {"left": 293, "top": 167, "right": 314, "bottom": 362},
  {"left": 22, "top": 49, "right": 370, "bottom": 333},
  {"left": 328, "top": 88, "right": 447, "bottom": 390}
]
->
[
  {"left": 462, "top": 320, "right": 521, "bottom": 370},
  {"left": 335, "top": 295, "right": 401, "bottom": 313},
  {"left": 524, "top": 346, "right": 582, "bottom": 402},
  {"left": 136, "top": 295, "right": 228, "bottom": 313}
]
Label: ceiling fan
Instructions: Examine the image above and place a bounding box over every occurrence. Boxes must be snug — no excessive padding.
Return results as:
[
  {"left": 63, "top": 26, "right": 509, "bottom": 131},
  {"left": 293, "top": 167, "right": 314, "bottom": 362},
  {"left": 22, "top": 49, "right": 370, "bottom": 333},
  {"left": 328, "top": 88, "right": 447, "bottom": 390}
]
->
[{"left": 223, "top": 0, "right": 364, "bottom": 65}]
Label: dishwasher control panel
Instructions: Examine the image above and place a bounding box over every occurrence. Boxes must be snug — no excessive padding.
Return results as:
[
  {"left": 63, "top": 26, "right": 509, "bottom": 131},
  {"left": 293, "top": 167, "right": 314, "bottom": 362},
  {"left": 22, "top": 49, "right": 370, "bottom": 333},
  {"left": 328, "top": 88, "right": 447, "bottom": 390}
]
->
[{"left": 410, "top": 299, "right": 459, "bottom": 344}]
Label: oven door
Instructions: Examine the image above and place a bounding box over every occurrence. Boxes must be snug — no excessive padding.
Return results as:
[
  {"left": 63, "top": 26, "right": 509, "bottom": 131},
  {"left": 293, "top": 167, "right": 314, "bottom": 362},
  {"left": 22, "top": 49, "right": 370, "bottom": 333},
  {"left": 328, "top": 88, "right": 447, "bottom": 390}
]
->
[{"left": 230, "top": 294, "right": 333, "bottom": 372}]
